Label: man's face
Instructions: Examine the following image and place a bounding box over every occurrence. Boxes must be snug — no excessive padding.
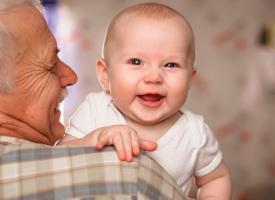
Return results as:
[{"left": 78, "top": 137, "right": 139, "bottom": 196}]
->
[
  {"left": 100, "top": 15, "right": 196, "bottom": 125},
  {"left": 1, "top": 5, "right": 77, "bottom": 144}
]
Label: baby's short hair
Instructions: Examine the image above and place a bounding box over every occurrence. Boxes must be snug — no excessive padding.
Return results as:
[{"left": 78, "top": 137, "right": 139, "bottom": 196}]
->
[{"left": 102, "top": 2, "right": 195, "bottom": 63}]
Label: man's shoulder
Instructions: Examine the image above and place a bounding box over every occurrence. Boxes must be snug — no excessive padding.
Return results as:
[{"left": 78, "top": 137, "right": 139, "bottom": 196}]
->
[{"left": 0, "top": 143, "right": 186, "bottom": 200}]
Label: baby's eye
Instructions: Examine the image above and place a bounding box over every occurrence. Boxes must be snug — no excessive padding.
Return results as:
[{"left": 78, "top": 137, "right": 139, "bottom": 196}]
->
[
  {"left": 129, "top": 58, "right": 142, "bottom": 65},
  {"left": 164, "top": 63, "right": 178, "bottom": 68}
]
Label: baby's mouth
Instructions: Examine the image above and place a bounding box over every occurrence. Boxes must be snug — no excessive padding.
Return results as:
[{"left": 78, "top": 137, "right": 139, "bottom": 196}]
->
[
  {"left": 138, "top": 94, "right": 164, "bottom": 101},
  {"left": 137, "top": 94, "right": 165, "bottom": 107}
]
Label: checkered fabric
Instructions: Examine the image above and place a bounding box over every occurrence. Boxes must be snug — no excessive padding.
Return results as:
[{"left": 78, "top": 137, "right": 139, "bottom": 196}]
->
[{"left": 0, "top": 136, "right": 186, "bottom": 200}]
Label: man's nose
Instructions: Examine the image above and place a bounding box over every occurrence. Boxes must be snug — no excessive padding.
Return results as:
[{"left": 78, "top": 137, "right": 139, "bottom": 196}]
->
[{"left": 57, "top": 60, "right": 78, "bottom": 87}]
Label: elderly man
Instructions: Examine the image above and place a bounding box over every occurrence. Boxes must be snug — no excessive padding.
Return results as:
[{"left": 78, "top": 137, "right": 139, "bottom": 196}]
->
[{"left": 0, "top": 0, "right": 186, "bottom": 199}]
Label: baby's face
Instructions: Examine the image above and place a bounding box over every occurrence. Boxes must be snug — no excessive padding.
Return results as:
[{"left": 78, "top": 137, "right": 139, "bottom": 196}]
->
[{"left": 104, "top": 15, "right": 196, "bottom": 125}]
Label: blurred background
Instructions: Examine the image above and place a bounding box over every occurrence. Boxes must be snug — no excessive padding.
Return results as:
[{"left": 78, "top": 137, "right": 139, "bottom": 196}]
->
[{"left": 42, "top": 0, "right": 275, "bottom": 199}]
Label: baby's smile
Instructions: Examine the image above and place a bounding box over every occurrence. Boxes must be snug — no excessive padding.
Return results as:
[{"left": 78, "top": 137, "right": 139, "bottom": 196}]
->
[{"left": 137, "top": 93, "right": 165, "bottom": 108}]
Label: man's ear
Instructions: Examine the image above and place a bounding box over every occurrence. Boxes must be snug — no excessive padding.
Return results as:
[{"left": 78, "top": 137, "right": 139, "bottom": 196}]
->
[{"left": 96, "top": 58, "right": 110, "bottom": 93}]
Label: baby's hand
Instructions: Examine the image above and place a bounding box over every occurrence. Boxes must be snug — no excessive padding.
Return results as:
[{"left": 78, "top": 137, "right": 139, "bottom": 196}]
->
[{"left": 93, "top": 125, "right": 157, "bottom": 161}]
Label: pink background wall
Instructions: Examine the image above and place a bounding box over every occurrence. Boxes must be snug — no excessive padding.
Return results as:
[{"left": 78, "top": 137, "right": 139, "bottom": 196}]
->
[{"left": 55, "top": 0, "right": 275, "bottom": 199}]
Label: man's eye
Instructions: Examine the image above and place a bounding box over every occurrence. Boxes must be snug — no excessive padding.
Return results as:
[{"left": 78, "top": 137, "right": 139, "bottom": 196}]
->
[
  {"left": 47, "top": 64, "right": 56, "bottom": 73},
  {"left": 50, "top": 66, "right": 56, "bottom": 73},
  {"left": 164, "top": 63, "right": 177, "bottom": 68},
  {"left": 129, "top": 58, "right": 142, "bottom": 65}
]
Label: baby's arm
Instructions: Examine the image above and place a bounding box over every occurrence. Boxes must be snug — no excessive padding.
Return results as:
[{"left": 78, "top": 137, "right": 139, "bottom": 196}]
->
[
  {"left": 59, "top": 125, "right": 157, "bottom": 161},
  {"left": 195, "top": 160, "right": 232, "bottom": 200}
]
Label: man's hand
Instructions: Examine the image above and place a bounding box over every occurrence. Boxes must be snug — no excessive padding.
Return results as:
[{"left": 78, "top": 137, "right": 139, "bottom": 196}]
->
[{"left": 94, "top": 125, "right": 157, "bottom": 161}]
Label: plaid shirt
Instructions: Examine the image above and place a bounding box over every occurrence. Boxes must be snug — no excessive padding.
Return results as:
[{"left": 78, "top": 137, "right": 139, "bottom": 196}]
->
[{"left": 0, "top": 136, "right": 186, "bottom": 200}]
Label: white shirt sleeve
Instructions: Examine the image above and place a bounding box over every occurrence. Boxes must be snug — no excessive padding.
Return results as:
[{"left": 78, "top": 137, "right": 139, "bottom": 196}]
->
[{"left": 194, "top": 120, "right": 222, "bottom": 177}]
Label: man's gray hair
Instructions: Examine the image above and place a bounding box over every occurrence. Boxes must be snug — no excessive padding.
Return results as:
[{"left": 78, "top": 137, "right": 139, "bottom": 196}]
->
[
  {"left": 0, "top": 0, "right": 42, "bottom": 92},
  {"left": 0, "top": 0, "right": 42, "bottom": 12}
]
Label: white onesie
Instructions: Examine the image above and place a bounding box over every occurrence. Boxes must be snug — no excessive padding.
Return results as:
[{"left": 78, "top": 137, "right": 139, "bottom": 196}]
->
[{"left": 66, "top": 91, "right": 222, "bottom": 196}]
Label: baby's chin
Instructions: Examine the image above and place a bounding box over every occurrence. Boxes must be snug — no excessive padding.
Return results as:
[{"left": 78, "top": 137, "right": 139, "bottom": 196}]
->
[
  {"left": 132, "top": 115, "right": 166, "bottom": 125},
  {"left": 131, "top": 110, "right": 181, "bottom": 126}
]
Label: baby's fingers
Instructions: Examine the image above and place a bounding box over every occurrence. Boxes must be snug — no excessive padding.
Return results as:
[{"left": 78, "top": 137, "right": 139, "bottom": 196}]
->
[
  {"left": 130, "top": 131, "right": 140, "bottom": 156},
  {"left": 119, "top": 130, "right": 136, "bottom": 162},
  {"left": 139, "top": 139, "right": 157, "bottom": 151},
  {"left": 96, "top": 131, "right": 111, "bottom": 149},
  {"left": 112, "top": 132, "right": 127, "bottom": 161}
]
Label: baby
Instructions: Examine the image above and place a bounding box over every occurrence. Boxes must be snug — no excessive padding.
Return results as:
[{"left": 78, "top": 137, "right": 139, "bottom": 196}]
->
[{"left": 62, "top": 2, "right": 231, "bottom": 199}]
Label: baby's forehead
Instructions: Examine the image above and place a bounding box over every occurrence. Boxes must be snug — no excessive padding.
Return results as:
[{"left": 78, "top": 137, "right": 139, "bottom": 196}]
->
[
  {"left": 112, "top": 14, "right": 194, "bottom": 50},
  {"left": 111, "top": 16, "right": 194, "bottom": 57},
  {"left": 113, "top": 13, "right": 192, "bottom": 37}
]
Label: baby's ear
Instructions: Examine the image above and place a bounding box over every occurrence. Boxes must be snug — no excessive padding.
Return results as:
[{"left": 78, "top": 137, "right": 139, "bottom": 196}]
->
[
  {"left": 188, "top": 66, "right": 197, "bottom": 89},
  {"left": 96, "top": 58, "right": 110, "bottom": 93}
]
